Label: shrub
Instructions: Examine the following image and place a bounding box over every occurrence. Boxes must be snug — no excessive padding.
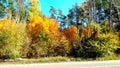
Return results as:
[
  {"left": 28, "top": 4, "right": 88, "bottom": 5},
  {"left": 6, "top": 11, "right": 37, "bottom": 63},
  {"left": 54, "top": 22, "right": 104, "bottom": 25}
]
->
[
  {"left": 26, "top": 15, "right": 70, "bottom": 58},
  {"left": 64, "top": 26, "right": 79, "bottom": 42},
  {"left": 0, "top": 19, "right": 28, "bottom": 59},
  {"left": 79, "top": 32, "right": 119, "bottom": 58},
  {"left": 51, "top": 33, "right": 70, "bottom": 56},
  {"left": 100, "top": 21, "right": 109, "bottom": 33},
  {"left": 0, "top": 30, "right": 18, "bottom": 59},
  {"left": 70, "top": 22, "right": 119, "bottom": 58},
  {"left": 82, "top": 22, "right": 100, "bottom": 40}
]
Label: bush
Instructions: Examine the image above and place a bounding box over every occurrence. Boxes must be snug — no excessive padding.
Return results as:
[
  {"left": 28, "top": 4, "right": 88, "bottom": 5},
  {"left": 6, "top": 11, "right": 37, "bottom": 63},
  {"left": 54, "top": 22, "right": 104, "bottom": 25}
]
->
[
  {"left": 100, "top": 21, "right": 109, "bottom": 33},
  {"left": 26, "top": 16, "right": 70, "bottom": 58},
  {"left": 52, "top": 34, "right": 70, "bottom": 56},
  {"left": 70, "top": 22, "right": 119, "bottom": 58},
  {"left": 79, "top": 32, "right": 119, "bottom": 58},
  {"left": 0, "top": 30, "right": 19, "bottom": 59},
  {"left": 0, "top": 19, "right": 28, "bottom": 59},
  {"left": 64, "top": 26, "right": 79, "bottom": 42}
]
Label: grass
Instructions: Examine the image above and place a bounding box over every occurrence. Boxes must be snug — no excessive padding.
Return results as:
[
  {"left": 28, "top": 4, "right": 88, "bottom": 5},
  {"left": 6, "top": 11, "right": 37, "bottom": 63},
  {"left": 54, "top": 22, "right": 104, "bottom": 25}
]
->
[
  {"left": 36, "top": 56, "right": 69, "bottom": 63},
  {"left": 0, "top": 56, "right": 70, "bottom": 64},
  {"left": 96, "top": 55, "right": 120, "bottom": 61},
  {"left": 0, "top": 55, "right": 120, "bottom": 64}
]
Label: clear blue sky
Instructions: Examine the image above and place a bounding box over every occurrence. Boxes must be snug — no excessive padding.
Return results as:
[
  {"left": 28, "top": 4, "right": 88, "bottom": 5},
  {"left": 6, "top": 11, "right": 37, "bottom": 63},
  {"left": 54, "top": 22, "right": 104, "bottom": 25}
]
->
[{"left": 40, "top": 0, "right": 85, "bottom": 16}]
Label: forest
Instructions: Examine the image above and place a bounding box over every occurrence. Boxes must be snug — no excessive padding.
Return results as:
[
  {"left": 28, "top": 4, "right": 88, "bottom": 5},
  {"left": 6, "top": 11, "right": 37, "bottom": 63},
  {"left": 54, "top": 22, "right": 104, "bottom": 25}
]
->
[{"left": 0, "top": 0, "right": 120, "bottom": 59}]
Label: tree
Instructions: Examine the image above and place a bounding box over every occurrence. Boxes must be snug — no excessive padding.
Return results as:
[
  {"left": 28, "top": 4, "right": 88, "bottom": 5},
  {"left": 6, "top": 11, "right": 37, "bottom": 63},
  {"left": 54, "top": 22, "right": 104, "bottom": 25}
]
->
[
  {"left": 0, "top": 0, "right": 7, "bottom": 18},
  {"left": 7, "top": 0, "right": 17, "bottom": 20},
  {"left": 57, "top": 9, "right": 67, "bottom": 30},
  {"left": 84, "top": 0, "right": 120, "bottom": 31},
  {"left": 49, "top": 6, "right": 57, "bottom": 19},
  {"left": 16, "top": 0, "right": 28, "bottom": 23},
  {"left": 67, "top": 2, "right": 90, "bottom": 31},
  {"left": 0, "top": 0, "right": 28, "bottom": 23},
  {"left": 29, "top": 0, "right": 43, "bottom": 20},
  {"left": 49, "top": 6, "right": 68, "bottom": 30},
  {"left": 114, "top": 0, "right": 120, "bottom": 31},
  {"left": 64, "top": 26, "right": 78, "bottom": 42}
]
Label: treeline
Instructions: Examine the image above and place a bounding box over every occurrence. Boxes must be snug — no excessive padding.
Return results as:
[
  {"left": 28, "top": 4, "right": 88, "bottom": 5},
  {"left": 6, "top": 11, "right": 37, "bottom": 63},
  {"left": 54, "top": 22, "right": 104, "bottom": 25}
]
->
[
  {"left": 50, "top": 0, "right": 120, "bottom": 31},
  {"left": 0, "top": 0, "right": 120, "bottom": 59}
]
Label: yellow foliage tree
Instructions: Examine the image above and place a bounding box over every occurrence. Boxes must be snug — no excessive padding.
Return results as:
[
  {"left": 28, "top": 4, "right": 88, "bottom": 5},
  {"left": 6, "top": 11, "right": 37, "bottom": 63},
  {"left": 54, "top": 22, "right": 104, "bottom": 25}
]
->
[
  {"left": 0, "top": 19, "right": 28, "bottom": 59},
  {"left": 27, "top": 15, "right": 70, "bottom": 57},
  {"left": 29, "top": 0, "right": 43, "bottom": 18},
  {"left": 27, "top": 15, "right": 59, "bottom": 40}
]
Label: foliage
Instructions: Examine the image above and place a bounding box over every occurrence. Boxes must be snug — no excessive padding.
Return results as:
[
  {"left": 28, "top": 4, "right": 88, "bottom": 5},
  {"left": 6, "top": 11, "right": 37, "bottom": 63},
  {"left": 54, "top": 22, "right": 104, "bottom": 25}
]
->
[
  {"left": 100, "top": 21, "right": 110, "bottom": 33},
  {"left": 27, "top": 15, "right": 58, "bottom": 40},
  {"left": 0, "top": 0, "right": 120, "bottom": 60},
  {"left": 29, "top": 0, "right": 43, "bottom": 17},
  {"left": 0, "top": 19, "right": 28, "bottom": 59},
  {"left": 0, "top": 0, "right": 6, "bottom": 18},
  {"left": 82, "top": 22, "right": 100, "bottom": 39},
  {"left": 77, "top": 32, "right": 119, "bottom": 58},
  {"left": 26, "top": 15, "right": 70, "bottom": 58},
  {"left": 64, "top": 26, "right": 79, "bottom": 42},
  {"left": 67, "top": 22, "right": 120, "bottom": 58}
]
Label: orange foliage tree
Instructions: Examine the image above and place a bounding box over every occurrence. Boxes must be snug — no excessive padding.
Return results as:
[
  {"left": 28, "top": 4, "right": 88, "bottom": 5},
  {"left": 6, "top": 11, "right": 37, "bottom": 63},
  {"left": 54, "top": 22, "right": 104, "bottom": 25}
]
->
[
  {"left": 82, "top": 22, "right": 100, "bottom": 40},
  {"left": 64, "top": 26, "right": 79, "bottom": 42}
]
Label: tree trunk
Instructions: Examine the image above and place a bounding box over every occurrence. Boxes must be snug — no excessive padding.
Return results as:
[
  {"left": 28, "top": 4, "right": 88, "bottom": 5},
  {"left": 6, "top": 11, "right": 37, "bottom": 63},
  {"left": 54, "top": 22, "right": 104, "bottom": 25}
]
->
[{"left": 109, "top": 0, "right": 113, "bottom": 31}]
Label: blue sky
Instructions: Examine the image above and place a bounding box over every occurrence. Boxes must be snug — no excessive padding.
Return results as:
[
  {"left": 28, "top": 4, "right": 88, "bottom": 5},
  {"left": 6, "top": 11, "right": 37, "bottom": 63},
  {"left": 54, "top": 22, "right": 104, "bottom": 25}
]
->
[{"left": 40, "top": 0, "right": 85, "bottom": 16}]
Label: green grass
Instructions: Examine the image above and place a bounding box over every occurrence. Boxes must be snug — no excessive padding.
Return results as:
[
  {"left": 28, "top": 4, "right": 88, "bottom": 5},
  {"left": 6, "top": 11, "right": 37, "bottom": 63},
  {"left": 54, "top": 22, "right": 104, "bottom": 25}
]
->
[
  {"left": 0, "top": 55, "right": 120, "bottom": 64},
  {"left": 96, "top": 55, "right": 120, "bottom": 61},
  {"left": 0, "top": 56, "right": 70, "bottom": 64},
  {"left": 37, "top": 56, "right": 69, "bottom": 63}
]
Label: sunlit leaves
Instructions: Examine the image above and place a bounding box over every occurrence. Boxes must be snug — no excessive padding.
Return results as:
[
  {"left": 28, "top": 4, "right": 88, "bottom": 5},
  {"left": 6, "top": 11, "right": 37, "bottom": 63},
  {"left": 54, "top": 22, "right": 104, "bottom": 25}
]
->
[
  {"left": 26, "top": 15, "right": 70, "bottom": 57},
  {"left": 64, "top": 26, "right": 78, "bottom": 42},
  {"left": 27, "top": 15, "right": 59, "bottom": 40},
  {"left": 0, "top": 19, "right": 28, "bottom": 59},
  {"left": 29, "top": 0, "right": 42, "bottom": 17}
]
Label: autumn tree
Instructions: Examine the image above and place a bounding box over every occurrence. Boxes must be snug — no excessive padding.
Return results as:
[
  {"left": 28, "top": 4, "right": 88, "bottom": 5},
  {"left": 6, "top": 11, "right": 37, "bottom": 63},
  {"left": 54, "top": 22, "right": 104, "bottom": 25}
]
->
[
  {"left": 57, "top": 9, "right": 67, "bottom": 30},
  {"left": 29, "top": 0, "right": 43, "bottom": 19},
  {"left": 27, "top": 15, "right": 70, "bottom": 57},
  {"left": 64, "top": 26, "right": 78, "bottom": 42},
  {"left": 15, "top": 0, "right": 29, "bottom": 23}
]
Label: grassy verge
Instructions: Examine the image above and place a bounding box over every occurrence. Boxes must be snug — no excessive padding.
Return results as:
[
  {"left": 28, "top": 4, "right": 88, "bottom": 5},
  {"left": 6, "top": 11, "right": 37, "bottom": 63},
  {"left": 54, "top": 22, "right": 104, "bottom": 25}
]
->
[
  {"left": 0, "top": 55, "right": 120, "bottom": 64},
  {"left": 96, "top": 55, "right": 120, "bottom": 61},
  {"left": 0, "top": 56, "right": 70, "bottom": 64}
]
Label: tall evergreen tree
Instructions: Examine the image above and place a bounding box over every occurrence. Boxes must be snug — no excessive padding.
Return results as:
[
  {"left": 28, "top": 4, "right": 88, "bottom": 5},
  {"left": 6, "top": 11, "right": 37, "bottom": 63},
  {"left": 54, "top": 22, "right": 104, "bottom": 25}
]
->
[
  {"left": 57, "top": 9, "right": 67, "bottom": 30},
  {"left": 49, "top": 6, "right": 56, "bottom": 19}
]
